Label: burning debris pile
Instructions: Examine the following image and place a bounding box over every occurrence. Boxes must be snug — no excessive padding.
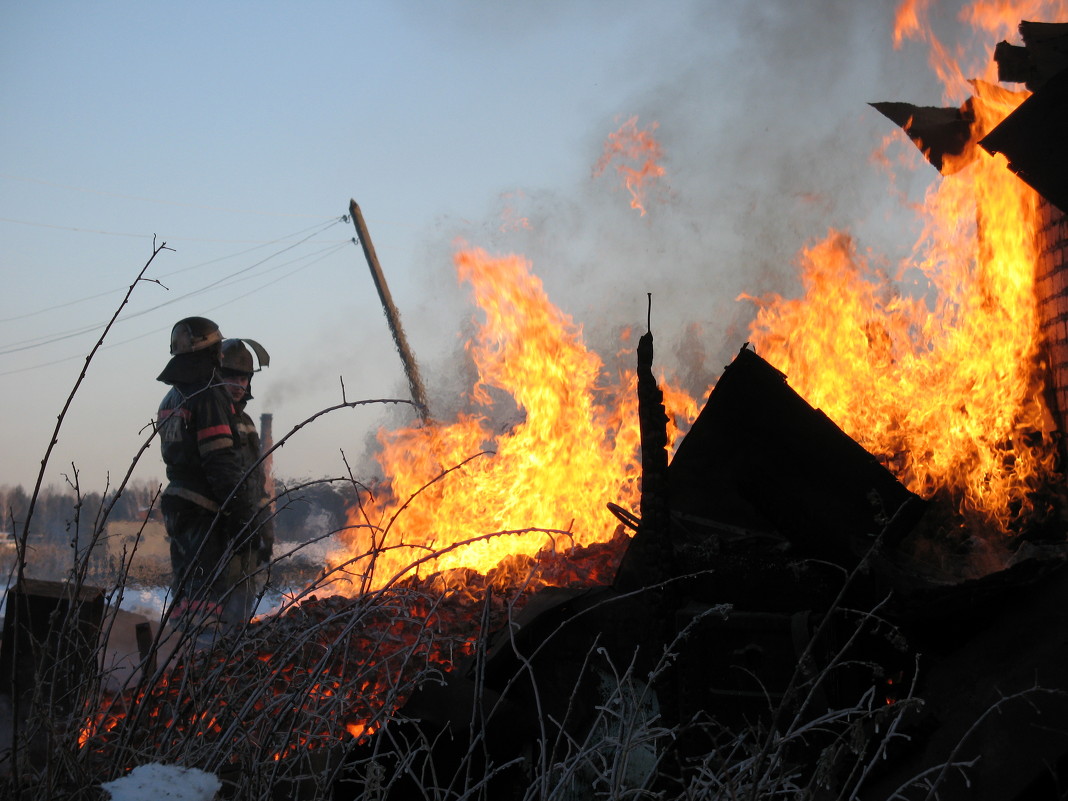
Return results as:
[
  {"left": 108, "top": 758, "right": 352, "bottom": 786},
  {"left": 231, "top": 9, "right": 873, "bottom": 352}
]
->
[
  {"left": 74, "top": 317, "right": 1068, "bottom": 800},
  {"left": 20, "top": 319, "right": 1068, "bottom": 799},
  {"left": 314, "top": 339, "right": 1068, "bottom": 801},
  {"left": 70, "top": 535, "right": 631, "bottom": 797},
  {"left": 5, "top": 8, "right": 1068, "bottom": 801}
]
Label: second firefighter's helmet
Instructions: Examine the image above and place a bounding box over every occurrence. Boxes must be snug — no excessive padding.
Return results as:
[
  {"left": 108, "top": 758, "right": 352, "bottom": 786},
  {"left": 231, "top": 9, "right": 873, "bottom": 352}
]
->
[{"left": 220, "top": 338, "right": 270, "bottom": 377}]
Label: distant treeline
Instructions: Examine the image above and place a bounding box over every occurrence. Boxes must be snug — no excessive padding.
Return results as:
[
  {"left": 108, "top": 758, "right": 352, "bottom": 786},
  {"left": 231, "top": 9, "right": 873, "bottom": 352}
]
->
[{"left": 0, "top": 479, "right": 364, "bottom": 545}]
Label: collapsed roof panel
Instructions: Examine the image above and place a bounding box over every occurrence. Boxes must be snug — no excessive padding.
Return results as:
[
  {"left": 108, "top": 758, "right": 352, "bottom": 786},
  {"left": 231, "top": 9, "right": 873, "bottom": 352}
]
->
[
  {"left": 979, "top": 65, "right": 1068, "bottom": 213},
  {"left": 667, "top": 345, "right": 925, "bottom": 567}
]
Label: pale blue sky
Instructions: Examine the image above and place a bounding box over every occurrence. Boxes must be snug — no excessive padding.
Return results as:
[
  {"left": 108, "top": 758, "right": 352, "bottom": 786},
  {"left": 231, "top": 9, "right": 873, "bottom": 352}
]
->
[{"left": 1, "top": 1, "right": 975, "bottom": 492}]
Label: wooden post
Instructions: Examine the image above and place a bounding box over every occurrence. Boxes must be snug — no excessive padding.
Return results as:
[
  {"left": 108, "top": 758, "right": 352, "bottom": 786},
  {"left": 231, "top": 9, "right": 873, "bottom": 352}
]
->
[
  {"left": 260, "top": 412, "right": 274, "bottom": 499},
  {"left": 135, "top": 620, "right": 157, "bottom": 677},
  {"left": 348, "top": 199, "right": 431, "bottom": 423}
]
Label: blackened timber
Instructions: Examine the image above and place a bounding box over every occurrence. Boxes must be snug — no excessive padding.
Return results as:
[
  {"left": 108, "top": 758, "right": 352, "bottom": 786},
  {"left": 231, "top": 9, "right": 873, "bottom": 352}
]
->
[
  {"left": 613, "top": 330, "right": 673, "bottom": 591},
  {"left": 994, "top": 21, "right": 1068, "bottom": 89},
  {"left": 869, "top": 99, "right": 976, "bottom": 174}
]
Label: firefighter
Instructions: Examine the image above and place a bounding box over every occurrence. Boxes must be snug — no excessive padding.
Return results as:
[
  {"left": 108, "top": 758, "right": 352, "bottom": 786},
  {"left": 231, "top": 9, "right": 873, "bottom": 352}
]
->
[
  {"left": 156, "top": 316, "right": 259, "bottom": 642},
  {"left": 218, "top": 337, "right": 274, "bottom": 624}
]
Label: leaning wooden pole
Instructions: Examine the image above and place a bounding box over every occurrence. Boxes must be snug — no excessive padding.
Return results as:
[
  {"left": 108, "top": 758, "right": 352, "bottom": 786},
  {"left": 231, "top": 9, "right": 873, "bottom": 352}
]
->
[{"left": 348, "top": 199, "right": 431, "bottom": 422}]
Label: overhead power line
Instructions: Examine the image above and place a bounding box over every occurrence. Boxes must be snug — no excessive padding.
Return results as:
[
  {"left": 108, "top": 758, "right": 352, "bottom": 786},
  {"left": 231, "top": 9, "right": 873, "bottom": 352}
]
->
[
  {"left": 0, "top": 218, "right": 345, "bottom": 325},
  {"left": 0, "top": 240, "right": 352, "bottom": 377},
  {"left": 0, "top": 216, "right": 154, "bottom": 238},
  {"left": 0, "top": 219, "right": 347, "bottom": 356},
  {"left": 0, "top": 173, "right": 333, "bottom": 218},
  {"left": 0, "top": 214, "right": 341, "bottom": 243}
]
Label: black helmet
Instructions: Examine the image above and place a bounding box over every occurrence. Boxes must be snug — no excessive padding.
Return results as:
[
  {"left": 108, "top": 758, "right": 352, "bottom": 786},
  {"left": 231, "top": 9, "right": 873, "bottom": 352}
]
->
[
  {"left": 170, "top": 317, "right": 223, "bottom": 356},
  {"left": 220, "top": 338, "right": 270, "bottom": 376},
  {"left": 221, "top": 339, "right": 254, "bottom": 376}
]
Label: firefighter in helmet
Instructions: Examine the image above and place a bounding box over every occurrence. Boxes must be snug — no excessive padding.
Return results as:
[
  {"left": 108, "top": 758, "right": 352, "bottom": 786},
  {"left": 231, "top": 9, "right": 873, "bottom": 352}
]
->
[
  {"left": 156, "top": 316, "right": 260, "bottom": 640},
  {"left": 218, "top": 337, "right": 274, "bottom": 623}
]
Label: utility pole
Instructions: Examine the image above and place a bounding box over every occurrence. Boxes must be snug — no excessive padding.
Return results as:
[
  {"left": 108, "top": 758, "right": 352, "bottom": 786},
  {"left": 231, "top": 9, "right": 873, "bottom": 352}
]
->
[{"left": 348, "top": 199, "right": 431, "bottom": 423}]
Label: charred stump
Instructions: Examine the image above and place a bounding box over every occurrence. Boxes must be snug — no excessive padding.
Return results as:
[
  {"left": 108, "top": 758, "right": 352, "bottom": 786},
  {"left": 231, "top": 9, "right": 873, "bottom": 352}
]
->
[{"left": 613, "top": 329, "right": 673, "bottom": 592}]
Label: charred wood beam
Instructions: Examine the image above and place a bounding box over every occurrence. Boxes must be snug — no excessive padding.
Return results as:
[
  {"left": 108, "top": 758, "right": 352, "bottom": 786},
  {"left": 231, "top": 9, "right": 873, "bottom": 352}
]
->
[
  {"left": 995, "top": 21, "right": 1068, "bottom": 90},
  {"left": 637, "top": 330, "right": 670, "bottom": 547}
]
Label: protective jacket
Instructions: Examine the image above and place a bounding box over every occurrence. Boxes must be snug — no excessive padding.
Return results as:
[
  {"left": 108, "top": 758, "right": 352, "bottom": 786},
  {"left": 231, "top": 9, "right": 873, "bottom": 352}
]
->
[{"left": 157, "top": 378, "right": 257, "bottom": 533}]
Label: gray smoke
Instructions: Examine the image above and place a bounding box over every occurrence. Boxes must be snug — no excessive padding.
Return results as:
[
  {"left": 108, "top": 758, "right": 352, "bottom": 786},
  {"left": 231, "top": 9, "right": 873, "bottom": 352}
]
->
[{"left": 341, "top": 1, "right": 974, "bottom": 476}]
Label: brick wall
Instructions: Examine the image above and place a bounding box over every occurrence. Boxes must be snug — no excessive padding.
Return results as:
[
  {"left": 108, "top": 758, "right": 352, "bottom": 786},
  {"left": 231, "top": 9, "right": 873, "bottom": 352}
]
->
[{"left": 1035, "top": 199, "right": 1068, "bottom": 435}]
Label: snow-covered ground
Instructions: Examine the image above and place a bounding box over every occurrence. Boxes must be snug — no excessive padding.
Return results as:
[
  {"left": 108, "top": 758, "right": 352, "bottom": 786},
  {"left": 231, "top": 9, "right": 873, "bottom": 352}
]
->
[{"left": 100, "top": 762, "right": 221, "bottom": 801}]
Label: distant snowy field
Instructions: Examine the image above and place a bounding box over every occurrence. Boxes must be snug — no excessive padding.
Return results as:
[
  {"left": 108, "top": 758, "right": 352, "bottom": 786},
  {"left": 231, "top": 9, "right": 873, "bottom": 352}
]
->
[{"left": 0, "top": 533, "right": 345, "bottom": 624}]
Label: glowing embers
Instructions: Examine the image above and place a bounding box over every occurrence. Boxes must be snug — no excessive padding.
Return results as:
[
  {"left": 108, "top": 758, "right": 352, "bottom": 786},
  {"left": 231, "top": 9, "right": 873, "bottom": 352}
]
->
[{"left": 77, "top": 537, "right": 628, "bottom": 775}]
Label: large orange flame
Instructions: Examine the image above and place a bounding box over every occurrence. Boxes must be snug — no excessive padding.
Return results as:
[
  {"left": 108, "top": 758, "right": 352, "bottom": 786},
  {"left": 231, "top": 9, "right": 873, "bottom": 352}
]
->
[
  {"left": 747, "top": 2, "right": 1064, "bottom": 542},
  {"left": 329, "top": 2, "right": 1064, "bottom": 592},
  {"left": 333, "top": 248, "right": 697, "bottom": 591}
]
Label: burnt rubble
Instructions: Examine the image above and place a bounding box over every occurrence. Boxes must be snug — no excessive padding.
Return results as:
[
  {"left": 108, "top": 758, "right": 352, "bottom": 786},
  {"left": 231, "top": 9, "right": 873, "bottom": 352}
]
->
[
  {"left": 18, "top": 342, "right": 1064, "bottom": 799},
  {"left": 330, "top": 344, "right": 1068, "bottom": 801},
  {"left": 13, "top": 341, "right": 1063, "bottom": 799}
]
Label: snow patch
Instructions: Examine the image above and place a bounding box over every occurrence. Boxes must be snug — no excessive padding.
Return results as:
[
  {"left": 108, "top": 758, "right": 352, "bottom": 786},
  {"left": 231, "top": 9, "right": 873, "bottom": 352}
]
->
[{"left": 100, "top": 763, "right": 221, "bottom": 801}]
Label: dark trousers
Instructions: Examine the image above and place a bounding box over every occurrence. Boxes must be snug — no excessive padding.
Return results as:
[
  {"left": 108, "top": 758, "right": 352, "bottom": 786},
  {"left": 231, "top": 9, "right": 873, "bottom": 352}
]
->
[{"left": 162, "top": 495, "right": 257, "bottom": 629}]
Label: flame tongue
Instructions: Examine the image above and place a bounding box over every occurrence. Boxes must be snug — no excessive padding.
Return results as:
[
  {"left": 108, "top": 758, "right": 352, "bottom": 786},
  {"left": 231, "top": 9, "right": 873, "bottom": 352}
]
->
[
  {"left": 338, "top": 248, "right": 695, "bottom": 591},
  {"left": 594, "top": 116, "right": 666, "bottom": 216}
]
